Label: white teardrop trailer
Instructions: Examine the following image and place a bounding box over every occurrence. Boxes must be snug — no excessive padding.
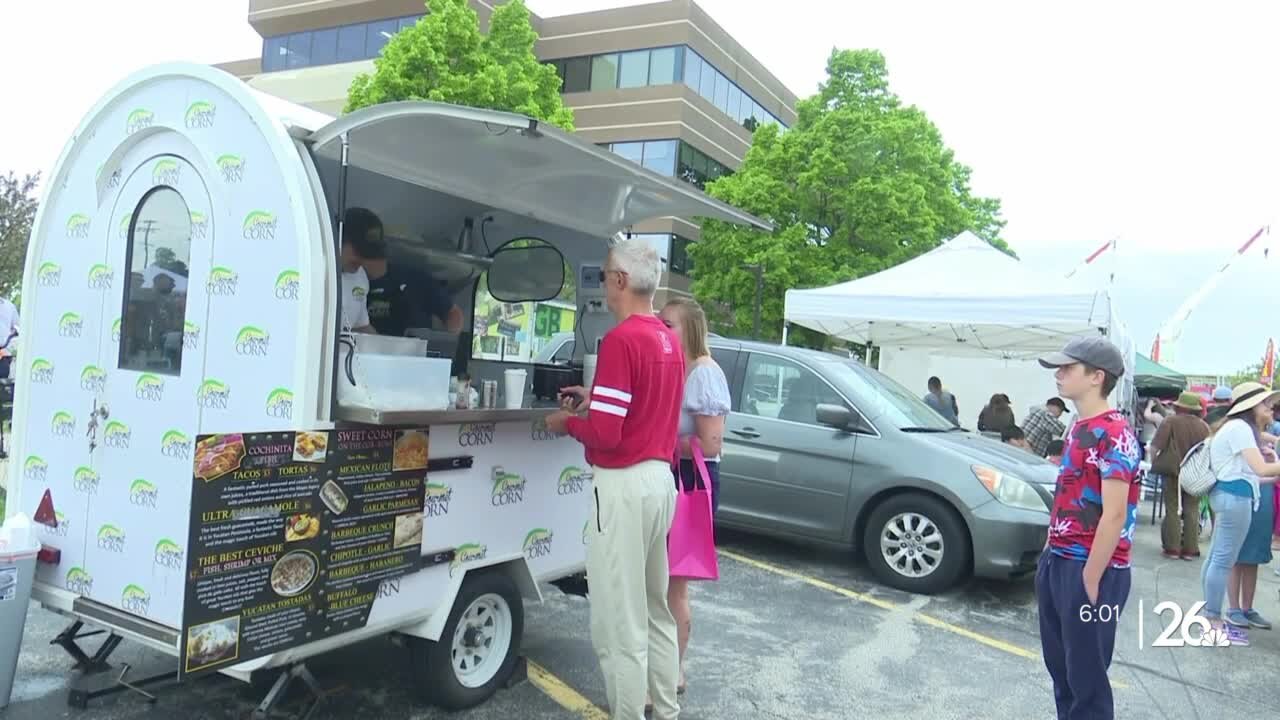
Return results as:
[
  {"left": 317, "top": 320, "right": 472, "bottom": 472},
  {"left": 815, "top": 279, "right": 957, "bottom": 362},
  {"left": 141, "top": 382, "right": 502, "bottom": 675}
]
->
[{"left": 7, "top": 63, "right": 767, "bottom": 714}]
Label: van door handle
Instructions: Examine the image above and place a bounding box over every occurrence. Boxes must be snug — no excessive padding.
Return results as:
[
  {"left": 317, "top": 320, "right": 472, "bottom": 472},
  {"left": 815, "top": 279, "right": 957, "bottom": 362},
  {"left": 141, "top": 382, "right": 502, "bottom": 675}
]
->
[{"left": 730, "top": 428, "right": 760, "bottom": 439}]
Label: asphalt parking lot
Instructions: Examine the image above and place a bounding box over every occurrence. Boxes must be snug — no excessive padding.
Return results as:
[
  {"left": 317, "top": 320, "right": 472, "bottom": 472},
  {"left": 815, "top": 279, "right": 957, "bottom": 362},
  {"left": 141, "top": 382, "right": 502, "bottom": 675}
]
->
[{"left": 7, "top": 503, "right": 1280, "bottom": 719}]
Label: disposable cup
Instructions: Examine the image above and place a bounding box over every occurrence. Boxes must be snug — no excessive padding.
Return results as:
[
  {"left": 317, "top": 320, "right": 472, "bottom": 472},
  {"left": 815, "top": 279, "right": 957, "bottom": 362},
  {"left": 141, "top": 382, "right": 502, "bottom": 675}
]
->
[{"left": 503, "top": 369, "right": 527, "bottom": 409}]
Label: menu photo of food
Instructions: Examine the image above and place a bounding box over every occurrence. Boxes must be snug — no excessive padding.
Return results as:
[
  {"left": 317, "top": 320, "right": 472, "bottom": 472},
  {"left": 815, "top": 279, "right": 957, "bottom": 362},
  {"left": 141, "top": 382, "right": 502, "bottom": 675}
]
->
[
  {"left": 285, "top": 513, "right": 320, "bottom": 543},
  {"left": 194, "top": 434, "right": 247, "bottom": 482},
  {"left": 185, "top": 616, "right": 241, "bottom": 672},
  {"left": 392, "top": 430, "right": 429, "bottom": 471},
  {"left": 320, "top": 479, "right": 349, "bottom": 515},
  {"left": 392, "top": 512, "right": 424, "bottom": 550},
  {"left": 270, "top": 550, "right": 319, "bottom": 598},
  {"left": 293, "top": 431, "right": 329, "bottom": 463}
]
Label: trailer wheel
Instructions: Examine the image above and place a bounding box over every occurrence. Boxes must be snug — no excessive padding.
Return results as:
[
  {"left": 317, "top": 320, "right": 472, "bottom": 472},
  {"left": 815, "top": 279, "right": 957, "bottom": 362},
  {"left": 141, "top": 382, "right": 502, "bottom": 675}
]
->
[{"left": 411, "top": 570, "right": 524, "bottom": 710}]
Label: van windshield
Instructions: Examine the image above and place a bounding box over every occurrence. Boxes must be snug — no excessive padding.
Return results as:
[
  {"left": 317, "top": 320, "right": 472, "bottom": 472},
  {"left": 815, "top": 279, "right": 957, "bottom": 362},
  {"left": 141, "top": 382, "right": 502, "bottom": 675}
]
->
[{"left": 820, "top": 360, "right": 955, "bottom": 431}]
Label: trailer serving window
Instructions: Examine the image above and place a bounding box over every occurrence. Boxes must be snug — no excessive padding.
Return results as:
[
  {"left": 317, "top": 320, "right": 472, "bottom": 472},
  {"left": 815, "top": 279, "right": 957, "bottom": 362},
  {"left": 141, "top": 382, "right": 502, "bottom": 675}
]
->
[{"left": 118, "top": 186, "right": 193, "bottom": 376}]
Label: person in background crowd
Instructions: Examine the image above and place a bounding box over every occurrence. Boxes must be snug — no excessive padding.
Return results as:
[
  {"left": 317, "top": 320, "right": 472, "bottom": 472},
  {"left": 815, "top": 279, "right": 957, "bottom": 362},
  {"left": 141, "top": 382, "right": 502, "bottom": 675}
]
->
[
  {"left": 0, "top": 294, "right": 18, "bottom": 379},
  {"left": 979, "top": 393, "right": 1016, "bottom": 433},
  {"left": 1150, "top": 391, "right": 1211, "bottom": 560},
  {"left": 923, "top": 376, "right": 960, "bottom": 426},
  {"left": 1001, "top": 425, "right": 1031, "bottom": 451},
  {"left": 1024, "top": 397, "right": 1069, "bottom": 456},
  {"left": 1200, "top": 383, "right": 1280, "bottom": 646},
  {"left": 545, "top": 237, "right": 684, "bottom": 720},
  {"left": 1139, "top": 397, "right": 1167, "bottom": 449},
  {"left": 1205, "top": 385, "right": 1235, "bottom": 425},
  {"left": 1035, "top": 337, "right": 1140, "bottom": 720},
  {"left": 1224, "top": 396, "right": 1280, "bottom": 633},
  {"left": 657, "top": 297, "right": 730, "bottom": 700},
  {"left": 1045, "top": 439, "right": 1066, "bottom": 465}
]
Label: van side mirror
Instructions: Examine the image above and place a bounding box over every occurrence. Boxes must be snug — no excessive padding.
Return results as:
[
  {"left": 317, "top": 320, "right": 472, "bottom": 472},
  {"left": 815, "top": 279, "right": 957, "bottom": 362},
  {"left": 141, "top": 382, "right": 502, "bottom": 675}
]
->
[{"left": 816, "top": 403, "right": 854, "bottom": 430}]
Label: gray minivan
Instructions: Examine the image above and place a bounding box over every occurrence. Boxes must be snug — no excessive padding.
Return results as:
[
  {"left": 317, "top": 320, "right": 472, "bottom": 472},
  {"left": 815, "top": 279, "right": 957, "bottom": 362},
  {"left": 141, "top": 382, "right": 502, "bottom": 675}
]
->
[{"left": 708, "top": 338, "right": 1054, "bottom": 594}]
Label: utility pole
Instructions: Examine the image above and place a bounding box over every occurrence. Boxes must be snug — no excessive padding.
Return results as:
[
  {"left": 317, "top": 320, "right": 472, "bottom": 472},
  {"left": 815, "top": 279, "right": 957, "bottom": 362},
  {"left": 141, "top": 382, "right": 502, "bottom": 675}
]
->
[
  {"left": 137, "top": 219, "right": 157, "bottom": 267},
  {"left": 742, "top": 263, "right": 763, "bottom": 340}
]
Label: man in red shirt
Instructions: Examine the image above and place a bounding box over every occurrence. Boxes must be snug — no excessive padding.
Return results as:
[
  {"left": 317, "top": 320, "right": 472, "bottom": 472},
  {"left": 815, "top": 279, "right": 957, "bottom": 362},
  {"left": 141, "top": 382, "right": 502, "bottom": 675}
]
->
[{"left": 545, "top": 236, "right": 685, "bottom": 720}]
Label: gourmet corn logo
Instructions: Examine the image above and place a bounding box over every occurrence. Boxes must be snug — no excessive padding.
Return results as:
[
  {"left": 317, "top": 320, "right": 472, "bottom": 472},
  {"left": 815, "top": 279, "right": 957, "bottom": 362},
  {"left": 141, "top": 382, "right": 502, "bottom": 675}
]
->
[
  {"left": 161, "top": 429, "right": 192, "bottom": 459},
  {"left": 59, "top": 312, "right": 83, "bottom": 338},
  {"left": 66, "top": 213, "right": 91, "bottom": 239},
  {"left": 183, "top": 321, "right": 201, "bottom": 349},
  {"left": 111, "top": 318, "right": 122, "bottom": 343},
  {"left": 190, "top": 210, "right": 209, "bottom": 240},
  {"left": 29, "top": 358, "right": 54, "bottom": 384},
  {"left": 125, "top": 108, "right": 154, "bottom": 135},
  {"left": 50, "top": 511, "right": 69, "bottom": 538},
  {"left": 74, "top": 466, "right": 101, "bottom": 495},
  {"left": 65, "top": 567, "right": 94, "bottom": 596},
  {"left": 235, "top": 326, "right": 270, "bottom": 356},
  {"left": 449, "top": 543, "right": 488, "bottom": 577},
  {"left": 217, "top": 154, "right": 246, "bottom": 183},
  {"left": 129, "top": 479, "right": 159, "bottom": 508},
  {"left": 136, "top": 373, "right": 165, "bottom": 401},
  {"left": 352, "top": 286, "right": 367, "bottom": 300},
  {"left": 424, "top": 481, "right": 453, "bottom": 517},
  {"left": 266, "top": 388, "right": 294, "bottom": 420},
  {"left": 558, "top": 467, "right": 591, "bottom": 496},
  {"left": 531, "top": 417, "right": 563, "bottom": 442},
  {"left": 80, "top": 364, "right": 107, "bottom": 392},
  {"left": 522, "top": 528, "right": 554, "bottom": 560},
  {"left": 97, "top": 524, "right": 127, "bottom": 553},
  {"left": 51, "top": 410, "right": 76, "bottom": 438},
  {"left": 152, "top": 158, "right": 181, "bottom": 186},
  {"left": 243, "top": 210, "right": 277, "bottom": 241},
  {"left": 37, "top": 261, "right": 62, "bottom": 287},
  {"left": 274, "top": 269, "right": 300, "bottom": 300},
  {"left": 459, "top": 422, "right": 496, "bottom": 447},
  {"left": 491, "top": 467, "right": 527, "bottom": 507},
  {"left": 103, "top": 420, "right": 132, "bottom": 449},
  {"left": 118, "top": 213, "right": 132, "bottom": 241},
  {"left": 184, "top": 100, "right": 216, "bottom": 129},
  {"left": 197, "top": 379, "right": 231, "bottom": 410},
  {"left": 121, "top": 584, "right": 151, "bottom": 615},
  {"left": 88, "top": 263, "right": 114, "bottom": 290},
  {"left": 207, "top": 266, "right": 239, "bottom": 296},
  {"left": 154, "top": 538, "right": 184, "bottom": 570},
  {"left": 24, "top": 456, "right": 48, "bottom": 483},
  {"left": 107, "top": 168, "right": 121, "bottom": 189}
]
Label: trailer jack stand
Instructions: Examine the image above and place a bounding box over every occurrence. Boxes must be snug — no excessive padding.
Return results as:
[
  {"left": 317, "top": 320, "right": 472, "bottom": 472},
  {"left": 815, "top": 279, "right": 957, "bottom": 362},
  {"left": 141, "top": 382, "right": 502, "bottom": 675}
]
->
[
  {"left": 52, "top": 620, "right": 122, "bottom": 674},
  {"left": 253, "top": 663, "right": 328, "bottom": 720},
  {"left": 67, "top": 662, "right": 174, "bottom": 709}
]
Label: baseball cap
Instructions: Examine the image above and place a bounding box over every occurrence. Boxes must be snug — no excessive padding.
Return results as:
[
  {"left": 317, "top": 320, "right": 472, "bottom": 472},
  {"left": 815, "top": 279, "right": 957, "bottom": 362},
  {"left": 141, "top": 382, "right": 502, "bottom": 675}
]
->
[
  {"left": 1038, "top": 336, "right": 1125, "bottom": 378},
  {"left": 1211, "top": 386, "right": 1233, "bottom": 402}
]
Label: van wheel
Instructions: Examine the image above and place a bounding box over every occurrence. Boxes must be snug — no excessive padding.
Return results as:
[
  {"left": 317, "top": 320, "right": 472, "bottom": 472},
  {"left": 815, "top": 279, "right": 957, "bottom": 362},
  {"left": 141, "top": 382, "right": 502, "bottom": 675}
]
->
[
  {"left": 863, "top": 493, "right": 969, "bottom": 594},
  {"left": 410, "top": 570, "right": 524, "bottom": 710}
]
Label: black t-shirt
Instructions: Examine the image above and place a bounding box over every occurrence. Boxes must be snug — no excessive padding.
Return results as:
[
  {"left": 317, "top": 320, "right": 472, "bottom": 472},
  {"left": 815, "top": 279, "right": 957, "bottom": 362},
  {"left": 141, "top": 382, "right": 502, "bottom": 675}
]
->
[{"left": 366, "top": 264, "right": 455, "bottom": 337}]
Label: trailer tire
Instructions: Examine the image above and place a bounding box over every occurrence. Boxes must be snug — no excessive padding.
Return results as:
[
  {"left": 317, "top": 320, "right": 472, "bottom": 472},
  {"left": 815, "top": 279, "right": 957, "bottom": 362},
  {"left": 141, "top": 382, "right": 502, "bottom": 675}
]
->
[{"left": 411, "top": 570, "right": 524, "bottom": 710}]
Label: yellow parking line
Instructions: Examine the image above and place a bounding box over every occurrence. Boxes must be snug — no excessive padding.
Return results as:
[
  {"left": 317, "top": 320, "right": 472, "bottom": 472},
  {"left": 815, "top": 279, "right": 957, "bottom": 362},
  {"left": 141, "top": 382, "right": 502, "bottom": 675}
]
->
[
  {"left": 717, "top": 549, "right": 1129, "bottom": 690},
  {"left": 527, "top": 660, "right": 609, "bottom": 719}
]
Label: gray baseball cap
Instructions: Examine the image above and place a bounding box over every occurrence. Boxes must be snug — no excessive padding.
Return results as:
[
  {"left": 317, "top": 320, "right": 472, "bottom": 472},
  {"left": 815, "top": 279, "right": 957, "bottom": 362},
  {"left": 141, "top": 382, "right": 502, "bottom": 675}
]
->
[{"left": 1038, "top": 336, "right": 1126, "bottom": 378}]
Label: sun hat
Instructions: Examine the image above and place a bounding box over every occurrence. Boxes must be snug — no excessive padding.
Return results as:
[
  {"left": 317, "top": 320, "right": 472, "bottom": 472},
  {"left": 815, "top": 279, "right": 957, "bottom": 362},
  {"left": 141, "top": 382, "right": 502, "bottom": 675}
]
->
[
  {"left": 1173, "top": 391, "right": 1202, "bottom": 412},
  {"left": 1225, "top": 382, "right": 1280, "bottom": 417}
]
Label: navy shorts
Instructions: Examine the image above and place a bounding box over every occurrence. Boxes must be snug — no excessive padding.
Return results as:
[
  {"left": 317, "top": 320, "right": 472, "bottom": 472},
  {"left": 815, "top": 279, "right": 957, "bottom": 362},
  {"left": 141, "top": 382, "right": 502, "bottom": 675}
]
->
[{"left": 676, "top": 458, "right": 720, "bottom": 515}]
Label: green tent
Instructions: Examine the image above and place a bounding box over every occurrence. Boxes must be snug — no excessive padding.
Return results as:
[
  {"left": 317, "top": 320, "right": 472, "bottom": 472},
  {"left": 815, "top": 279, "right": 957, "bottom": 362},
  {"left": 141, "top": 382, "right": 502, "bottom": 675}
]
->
[{"left": 1135, "top": 353, "right": 1187, "bottom": 394}]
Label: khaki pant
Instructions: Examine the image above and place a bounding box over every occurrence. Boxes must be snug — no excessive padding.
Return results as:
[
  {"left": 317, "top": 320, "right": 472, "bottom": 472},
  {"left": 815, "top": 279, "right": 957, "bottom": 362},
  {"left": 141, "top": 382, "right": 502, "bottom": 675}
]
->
[
  {"left": 586, "top": 460, "right": 680, "bottom": 720},
  {"left": 1161, "top": 474, "right": 1200, "bottom": 554}
]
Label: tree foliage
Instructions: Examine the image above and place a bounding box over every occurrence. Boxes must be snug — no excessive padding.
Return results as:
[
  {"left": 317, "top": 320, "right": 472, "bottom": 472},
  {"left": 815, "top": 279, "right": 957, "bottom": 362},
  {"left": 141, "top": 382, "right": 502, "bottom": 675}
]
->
[
  {"left": 346, "top": 0, "right": 574, "bottom": 130},
  {"left": 1227, "top": 361, "right": 1266, "bottom": 389},
  {"left": 690, "top": 49, "right": 1009, "bottom": 344},
  {"left": 0, "top": 171, "right": 39, "bottom": 300}
]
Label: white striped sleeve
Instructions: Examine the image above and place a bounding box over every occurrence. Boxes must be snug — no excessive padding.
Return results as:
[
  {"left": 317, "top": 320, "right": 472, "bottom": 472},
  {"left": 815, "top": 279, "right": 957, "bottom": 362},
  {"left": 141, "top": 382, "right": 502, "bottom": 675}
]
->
[
  {"left": 593, "top": 385, "right": 633, "bottom": 403},
  {"left": 589, "top": 400, "right": 628, "bottom": 417}
]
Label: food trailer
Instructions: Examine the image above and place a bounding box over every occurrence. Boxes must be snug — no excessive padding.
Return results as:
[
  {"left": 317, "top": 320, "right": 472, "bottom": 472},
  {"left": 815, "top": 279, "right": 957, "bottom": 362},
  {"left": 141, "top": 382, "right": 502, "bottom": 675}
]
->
[{"left": 6, "top": 62, "right": 767, "bottom": 713}]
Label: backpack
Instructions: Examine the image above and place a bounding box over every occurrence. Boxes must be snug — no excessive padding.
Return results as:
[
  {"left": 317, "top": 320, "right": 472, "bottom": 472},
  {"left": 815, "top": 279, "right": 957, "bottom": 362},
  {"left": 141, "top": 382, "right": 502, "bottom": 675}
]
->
[{"left": 1178, "top": 439, "right": 1217, "bottom": 496}]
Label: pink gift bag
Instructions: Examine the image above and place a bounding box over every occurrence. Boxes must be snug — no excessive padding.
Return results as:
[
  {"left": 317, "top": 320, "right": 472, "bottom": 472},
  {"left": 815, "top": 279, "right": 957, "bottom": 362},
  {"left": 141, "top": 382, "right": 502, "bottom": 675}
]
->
[{"left": 668, "top": 439, "right": 719, "bottom": 581}]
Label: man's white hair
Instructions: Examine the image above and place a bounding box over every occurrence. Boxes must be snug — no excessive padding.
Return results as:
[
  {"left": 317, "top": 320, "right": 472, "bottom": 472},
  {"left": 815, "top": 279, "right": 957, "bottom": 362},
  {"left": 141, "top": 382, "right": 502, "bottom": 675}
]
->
[{"left": 607, "top": 235, "right": 660, "bottom": 296}]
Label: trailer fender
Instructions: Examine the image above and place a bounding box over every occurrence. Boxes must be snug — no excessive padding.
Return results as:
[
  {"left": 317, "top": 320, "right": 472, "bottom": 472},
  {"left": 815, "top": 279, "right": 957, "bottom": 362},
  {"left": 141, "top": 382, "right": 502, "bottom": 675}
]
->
[{"left": 400, "top": 553, "right": 540, "bottom": 642}]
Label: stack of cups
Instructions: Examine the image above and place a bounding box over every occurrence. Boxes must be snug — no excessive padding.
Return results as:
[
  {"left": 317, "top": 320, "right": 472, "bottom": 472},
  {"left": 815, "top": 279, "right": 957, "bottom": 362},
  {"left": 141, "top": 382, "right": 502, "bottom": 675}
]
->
[
  {"left": 503, "top": 369, "right": 527, "bottom": 409},
  {"left": 583, "top": 353, "right": 598, "bottom": 391}
]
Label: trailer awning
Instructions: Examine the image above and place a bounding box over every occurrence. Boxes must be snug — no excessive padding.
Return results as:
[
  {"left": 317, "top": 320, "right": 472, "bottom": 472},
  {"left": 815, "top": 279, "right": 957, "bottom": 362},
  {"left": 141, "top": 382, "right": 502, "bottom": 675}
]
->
[{"left": 306, "top": 101, "right": 771, "bottom": 239}]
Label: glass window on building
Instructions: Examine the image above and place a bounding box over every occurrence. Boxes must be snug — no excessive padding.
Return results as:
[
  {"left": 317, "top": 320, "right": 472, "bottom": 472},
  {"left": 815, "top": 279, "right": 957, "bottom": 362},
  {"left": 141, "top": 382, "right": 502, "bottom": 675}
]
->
[
  {"left": 642, "top": 140, "right": 677, "bottom": 176},
  {"left": 726, "top": 83, "right": 742, "bottom": 123},
  {"left": 263, "top": 36, "right": 286, "bottom": 72},
  {"left": 633, "top": 233, "right": 671, "bottom": 272},
  {"left": 591, "top": 53, "right": 620, "bottom": 91},
  {"left": 367, "top": 19, "right": 398, "bottom": 56},
  {"left": 714, "top": 72, "right": 730, "bottom": 114},
  {"left": 698, "top": 61, "right": 716, "bottom": 101},
  {"left": 649, "top": 46, "right": 677, "bottom": 85},
  {"left": 563, "top": 57, "right": 590, "bottom": 93},
  {"left": 398, "top": 15, "right": 418, "bottom": 32},
  {"left": 670, "top": 235, "right": 694, "bottom": 276},
  {"left": 285, "top": 32, "right": 312, "bottom": 69},
  {"left": 310, "top": 28, "right": 338, "bottom": 66},
  {"left": 618, "top": 50, "right": 650, "bottom": 88},
  {"left": 337, "top": 24, "right": 366, "bottom": 62},
  {"left": 611, "top": 142, "right": 645, "bottom": 166},
  {"left": 682, "top": 49, "right": 702, "bottom": 90}
]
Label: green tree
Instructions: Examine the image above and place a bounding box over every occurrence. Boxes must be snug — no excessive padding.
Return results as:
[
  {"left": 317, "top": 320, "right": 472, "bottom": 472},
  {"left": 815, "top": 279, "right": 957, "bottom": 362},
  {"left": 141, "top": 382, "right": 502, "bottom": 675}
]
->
[
  {"left": 0, "top": 171, "right": 39, "bottom": 300},
  {"left": 345, "top": 0, "right": 574, "bottom": 130},
  {"left": 690, "top": 49, "right": 1009, "bottom": 345},
  {"left": 1227, "top": 361, "right": 1266, "bottom": 389}
]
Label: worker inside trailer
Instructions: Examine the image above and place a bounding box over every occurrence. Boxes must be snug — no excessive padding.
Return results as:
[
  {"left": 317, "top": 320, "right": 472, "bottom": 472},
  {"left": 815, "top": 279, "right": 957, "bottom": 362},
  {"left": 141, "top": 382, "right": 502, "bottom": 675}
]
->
[{"left": 340, "top": 207, "right": 465, "bottom": 337}]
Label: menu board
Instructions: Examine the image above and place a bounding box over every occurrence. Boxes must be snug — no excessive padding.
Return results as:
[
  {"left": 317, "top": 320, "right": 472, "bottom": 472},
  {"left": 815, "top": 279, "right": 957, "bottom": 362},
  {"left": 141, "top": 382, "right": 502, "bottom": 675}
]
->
[{"left": 179, "top": 428, "right": 428, "bottom": 678}]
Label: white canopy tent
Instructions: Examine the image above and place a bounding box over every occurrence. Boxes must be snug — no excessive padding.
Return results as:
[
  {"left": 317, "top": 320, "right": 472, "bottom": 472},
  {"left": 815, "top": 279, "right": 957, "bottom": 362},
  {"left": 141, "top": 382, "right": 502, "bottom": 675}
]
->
[{"left": 784, "top": 232, "right": 1136, "bottom": 426}]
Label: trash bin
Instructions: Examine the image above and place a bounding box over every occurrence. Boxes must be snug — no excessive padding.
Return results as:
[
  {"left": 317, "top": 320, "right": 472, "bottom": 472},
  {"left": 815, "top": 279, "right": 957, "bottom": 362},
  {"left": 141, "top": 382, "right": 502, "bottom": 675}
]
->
[{"left": 0, "top": 513, "right": 40, "bottom": 709}]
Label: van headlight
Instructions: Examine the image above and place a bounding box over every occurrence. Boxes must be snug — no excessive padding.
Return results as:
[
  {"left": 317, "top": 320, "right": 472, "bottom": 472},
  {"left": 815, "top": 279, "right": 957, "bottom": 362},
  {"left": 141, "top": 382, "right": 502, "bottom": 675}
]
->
[{"left": 972, "top": 465, "right": 1047, "bottom": 512}]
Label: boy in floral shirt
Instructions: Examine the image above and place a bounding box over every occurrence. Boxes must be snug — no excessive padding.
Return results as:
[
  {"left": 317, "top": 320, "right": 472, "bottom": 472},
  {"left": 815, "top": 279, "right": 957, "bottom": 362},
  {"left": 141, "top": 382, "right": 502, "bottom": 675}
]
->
[{"left": 1036, "top": 337, "right": 1141, "bottom": 720}]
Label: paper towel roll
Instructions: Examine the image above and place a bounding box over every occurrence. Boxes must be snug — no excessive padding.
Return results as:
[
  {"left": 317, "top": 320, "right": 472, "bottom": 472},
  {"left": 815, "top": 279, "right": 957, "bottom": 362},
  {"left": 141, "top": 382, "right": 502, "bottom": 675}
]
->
[{"left": 583, "top": 353, "right": 598, "bottom": 390}]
